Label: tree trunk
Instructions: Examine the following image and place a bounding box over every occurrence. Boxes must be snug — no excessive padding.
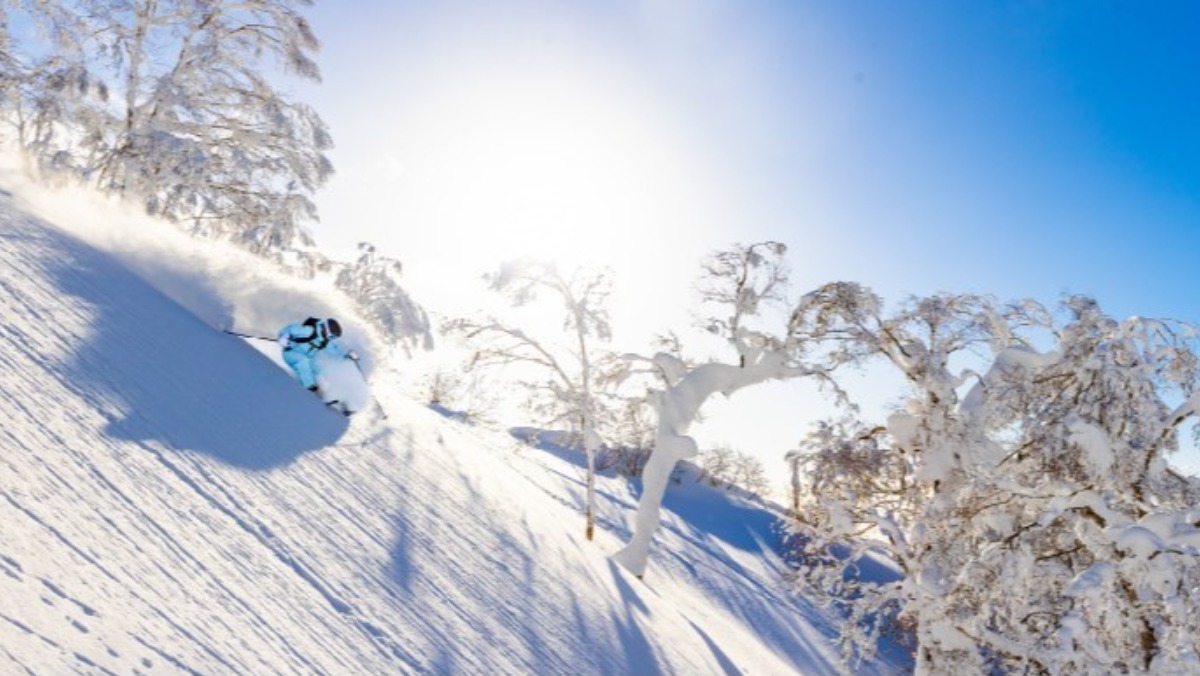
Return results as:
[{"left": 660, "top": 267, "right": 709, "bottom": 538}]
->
[
  {"left": 613, "top": 355, "right": 795, "bottom": 577},
  {"left": 584, "top": 412, "right": 596, "bottom": 542}
]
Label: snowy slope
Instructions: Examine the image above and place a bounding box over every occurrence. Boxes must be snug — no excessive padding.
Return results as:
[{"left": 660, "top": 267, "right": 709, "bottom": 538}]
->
[{"left": 0, "top": 197, "right": 892, "bottom": 674}]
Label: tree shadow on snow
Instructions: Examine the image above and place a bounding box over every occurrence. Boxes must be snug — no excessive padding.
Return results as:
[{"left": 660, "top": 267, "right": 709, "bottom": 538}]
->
[
  {"left": 380, "top": 452, "right": 681, "bottom": 675},
  {"left": 688, "top": 620, "right": 744, "bottom": 676},
  {"left": 502, "top": 430, "right": 849, "bottom": 672},
  {"left": 604, "top": 474, "right": 878, "bottom": 675},
  {"left": 27, "top": 222, "right": 345, "bottom": 469},
  {"left": 605, "top": 561, "right": 666, "bottom": 676}
]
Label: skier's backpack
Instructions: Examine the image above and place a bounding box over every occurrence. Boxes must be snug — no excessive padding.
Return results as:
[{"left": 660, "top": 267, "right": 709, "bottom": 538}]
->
[{"left": 293, "top": 317, "right": 329, "bottom": 349}]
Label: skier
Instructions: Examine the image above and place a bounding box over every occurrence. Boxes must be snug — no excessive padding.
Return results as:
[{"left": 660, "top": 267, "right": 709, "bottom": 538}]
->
[{"left": 277, "top": 317, "right": 358, "bottom": 393}]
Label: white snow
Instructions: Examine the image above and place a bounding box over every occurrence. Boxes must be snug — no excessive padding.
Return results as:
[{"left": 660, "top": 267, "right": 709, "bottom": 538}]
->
[
  {"left": 885, "top": 412, "right": 918, "bottom": 452},
  {"left": 0, "top": 192, "right": 896, "bottom": 673},
  {"left": 1114, "top": 526, "right": 1164, "bottom": 559},
  {"left": 1067, "top": 418, "right": 1116, "bottom": 479},
  {"left": 1065, "top": 562, "right": 1115, "bottom": 597}
]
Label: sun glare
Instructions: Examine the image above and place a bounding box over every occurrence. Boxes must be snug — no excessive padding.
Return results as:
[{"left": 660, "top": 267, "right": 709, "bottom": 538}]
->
[{"left": 390, "top": 61, "right": 718, "bottom": 274}]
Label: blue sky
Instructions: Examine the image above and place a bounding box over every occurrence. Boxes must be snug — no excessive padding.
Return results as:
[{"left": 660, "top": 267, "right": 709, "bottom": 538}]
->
[
  {"left": 295, "top": 1, "right": 1200, "bottom": 480},
  {"left": 797, "top": 1, "right": 1200, "bottom": 320},
  {"left": 301, "top": 0, "right": 1200, "bottom": 326}
]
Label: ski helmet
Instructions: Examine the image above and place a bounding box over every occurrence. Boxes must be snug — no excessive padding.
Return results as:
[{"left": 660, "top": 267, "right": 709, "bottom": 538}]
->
[{"left": 326, "top": 318, "right": 342, "bottom": 337}]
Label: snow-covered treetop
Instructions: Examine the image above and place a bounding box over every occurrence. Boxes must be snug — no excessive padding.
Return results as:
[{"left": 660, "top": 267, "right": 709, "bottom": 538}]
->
[
  {"left": 0, "top": 2, "right": 434, "bottom": 354},
  {"left": 788, "top": 290, "right": 1200, "bottom": 674},
  {"left": 1, "top": 0, "right": 330, "bottom": 254}
]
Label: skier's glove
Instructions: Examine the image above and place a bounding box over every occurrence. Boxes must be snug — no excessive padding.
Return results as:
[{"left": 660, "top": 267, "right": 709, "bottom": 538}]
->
[
  {"left": 278, "top": 335, "right": 290, "bottom": 348},
  {"left": 347, "top": 351, "right": 359, "bottom": 361}
]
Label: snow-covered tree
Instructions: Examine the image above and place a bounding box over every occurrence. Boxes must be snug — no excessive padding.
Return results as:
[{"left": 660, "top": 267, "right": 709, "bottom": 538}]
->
[
  {"left": 788, "top": 289, "right": 1200, "bottom": 674},
  {"left": 785, "top": 444, "right": 811, "bottom": 516},
  {"left": 612, "top": 242, "right": 841, "bottom": 578},
  {"left": 1, "top": 0, "right": 331, "bottom": 253},
  {"left": 700, "top": 446, "right": 736, "bottom": 487},
  {"left": 0, "top": 4, "right": 434, "bottom": 360},
  {"left": 594, "top": 395, "right": 655, "bottom": 477},
  {"left": 733, "top": 452, "right": 769, "bottom": 496},
  {"left": 447, "top": 260, "right": 614, "bottom": 541},
  {"left": 334, "top": 243, "right": 433, "bottom": 354},
  {"left": 700, "top": 446, "right": 769, "bottom": 495},
  {"left": 420, "top": 366, "right": 499, "bottom": 424}
]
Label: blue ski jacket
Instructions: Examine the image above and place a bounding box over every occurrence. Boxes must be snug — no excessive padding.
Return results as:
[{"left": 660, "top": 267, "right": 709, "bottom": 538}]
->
[
  {"left": 278, "top": 319, "right": 353, "bottom": 390},
  {"left": 277, "top": 320, "right": 349, "bottom": 359}
]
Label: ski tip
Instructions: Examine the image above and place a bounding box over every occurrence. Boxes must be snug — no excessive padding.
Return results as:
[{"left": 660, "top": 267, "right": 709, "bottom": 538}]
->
[{"left": 325, "top": 400, "right": 355, "bottom": 417}]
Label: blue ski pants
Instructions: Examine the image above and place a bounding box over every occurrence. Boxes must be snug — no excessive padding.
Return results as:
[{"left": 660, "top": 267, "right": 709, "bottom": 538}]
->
[{"left": 282, "top": 348, "right": 319, "bottom": 389}]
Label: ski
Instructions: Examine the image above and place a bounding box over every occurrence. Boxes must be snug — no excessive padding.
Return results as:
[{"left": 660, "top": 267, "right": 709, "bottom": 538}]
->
[{"left": 325, "top": 399, "right": 353, "bottom": 417}]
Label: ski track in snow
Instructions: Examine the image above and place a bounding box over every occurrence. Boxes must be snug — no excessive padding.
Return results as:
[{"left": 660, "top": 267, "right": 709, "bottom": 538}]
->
[{"left": 0, "top": 201, "right": 898, "bottom": 674}]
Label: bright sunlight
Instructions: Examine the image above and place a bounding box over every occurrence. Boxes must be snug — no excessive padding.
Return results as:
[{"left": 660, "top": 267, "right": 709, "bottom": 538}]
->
[{"left": 384, "top": 58, "right": 721, "bottom": 273}]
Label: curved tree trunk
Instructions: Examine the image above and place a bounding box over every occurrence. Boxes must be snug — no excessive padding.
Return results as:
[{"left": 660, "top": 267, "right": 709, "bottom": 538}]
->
[{"left": 613, "top": 355, "right": 797, "bottom": 577}]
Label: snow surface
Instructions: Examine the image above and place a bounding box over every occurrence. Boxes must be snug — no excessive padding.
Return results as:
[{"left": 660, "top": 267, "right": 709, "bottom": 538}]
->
[{"left": 0, "top": 195, "right": 901, "bottom": 673}]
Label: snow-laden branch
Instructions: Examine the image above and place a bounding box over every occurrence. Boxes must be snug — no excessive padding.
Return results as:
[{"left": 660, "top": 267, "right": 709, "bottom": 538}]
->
[
  {"left": 789, "top": 295, "right": 1200, "bottom": 674},
  {"left": 612, "top": 242, "right": 835, "bottom": 578},
  {"left": 5, "top": 0, "right": 330, "bottom": 254},
  {"left": 450, "top": 261, "right": 615, "bottom": 541}
]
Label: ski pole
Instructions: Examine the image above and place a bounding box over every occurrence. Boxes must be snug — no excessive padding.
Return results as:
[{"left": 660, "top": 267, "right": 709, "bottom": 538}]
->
[{"left": 222, "top": 329, "right": 277, "bottom": 342}]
